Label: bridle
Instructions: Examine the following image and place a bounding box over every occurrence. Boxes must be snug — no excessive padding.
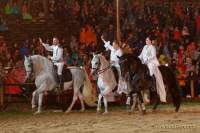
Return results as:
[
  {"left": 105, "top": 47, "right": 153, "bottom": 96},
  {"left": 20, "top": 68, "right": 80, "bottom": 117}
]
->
[
  {"left": 92, "top": 57, "right": 127, "bottom": 75},
  {"left": 24, "top": 56, "right": 34, "bottom": 76}
]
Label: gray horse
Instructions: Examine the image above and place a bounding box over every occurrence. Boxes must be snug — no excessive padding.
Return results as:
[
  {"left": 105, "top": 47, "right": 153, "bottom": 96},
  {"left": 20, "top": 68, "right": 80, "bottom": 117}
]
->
[
  {"left": 24, "top": 55, "right": 96, "bottom": 114},
  {"left": 91, "top": 54, "right": 117, "bottom": 114}
]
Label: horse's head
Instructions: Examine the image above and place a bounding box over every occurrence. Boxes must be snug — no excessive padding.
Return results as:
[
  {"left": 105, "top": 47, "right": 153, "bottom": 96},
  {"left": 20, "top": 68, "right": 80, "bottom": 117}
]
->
[
  {"left": 24, "top": 56, "right": 33, "bottom": 80},
  {"left": 119, "top": 54, "right": 140, "bottom": 78},
  {"left": 91, "top": 53, "right": 101, "bottom": 76}
]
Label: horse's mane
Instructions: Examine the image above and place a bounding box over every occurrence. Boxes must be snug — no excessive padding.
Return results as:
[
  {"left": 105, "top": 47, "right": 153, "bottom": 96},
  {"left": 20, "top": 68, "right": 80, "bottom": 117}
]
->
[
  {"left": 93, "top": 54, "right": 117, "bottom": 90},
  {"left": 98, "top": 54, "right": 110, "bottom": 68},
  {"left": 122, "top": 53, "right": 149, "bottom": 74},
  {"left": 123, "top": 53, "right": 142, "bottom": 65},
  {"left": 30, "top": 55, "right": 53, "bottom": 74}
]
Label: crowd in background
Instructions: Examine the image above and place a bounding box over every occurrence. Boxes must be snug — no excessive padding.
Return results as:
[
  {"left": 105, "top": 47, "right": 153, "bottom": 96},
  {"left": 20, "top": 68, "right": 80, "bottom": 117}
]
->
[{"left": 0, "top": 0, "right": 200, "bottom": 98}]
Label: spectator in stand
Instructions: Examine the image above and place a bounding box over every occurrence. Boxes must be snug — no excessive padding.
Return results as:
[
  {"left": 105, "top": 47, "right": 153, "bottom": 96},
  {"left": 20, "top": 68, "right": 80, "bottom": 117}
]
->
[
  {"left": 0, "top": 15, "right": 8, "bottom": 31},
  {"left": 0, "top": 42, "right": 8, "bottom": 56},
  {"left": 11, "top": 1, "right": 19, "bottom": 15},
  {"left": 21, "top": 1, "right": 32, "bottom": 20},
  {"left": 4, "top": 60, "right": 26, "bottom": 95},
  {"left": 4, "top": 2, "right": 12, "bottom": 15},
  {"left": 0, "top": 62, "right": 5, "bottom": 84},
  {"left": 186, "top": 41, "right": 196, "bottom": 59},
  {"left": 19, "top": 40, "right": 30, "bottom": 58},
  {"left": 64, "top": 48, "right": 73, "bottom": 66},
  {"left": 195, "top": 10, "right": 200, "bottom": 36},
  {"left": 71, "top": 0, "right": 80, "bottom": 19},
  {"left": 178, "top": 45, "right": 185, "bottom": 65},
  {"left": 177, "top": 64, "right": 187, "bottom": 97},
  {"left": 173, "top": 27, "right": 181, "bottom": 42},
  {"left": 70, "top": 35, "right": 79, "bottom": 51}
]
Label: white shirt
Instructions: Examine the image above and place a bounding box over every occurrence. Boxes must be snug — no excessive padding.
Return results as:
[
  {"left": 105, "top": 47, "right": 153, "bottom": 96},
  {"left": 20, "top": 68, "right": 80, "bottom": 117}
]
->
[
  {"left": 42, "top": 43, "right": 63, "bottom": 62},
  {"left": 103, "top": 41, "right": 123, "bottom": 65},
  {"left": 138, "top": 44, "right": 159, "bottom": 66}
]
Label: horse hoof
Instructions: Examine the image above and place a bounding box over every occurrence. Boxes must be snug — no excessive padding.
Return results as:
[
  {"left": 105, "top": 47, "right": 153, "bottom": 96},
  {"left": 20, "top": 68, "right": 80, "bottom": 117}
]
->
[
  {"left": 96, "top": 110, "right": 101, "bottom": 114},
  {"left": 175, "top": 105, "right": 180, "bottom": 112},
  {"left": 65, "top": 110, "right": 70, "bottom": 114},
  {"left": 32, "top": 105, "right": 36, "bottom": 109},
  {"left": 34, "top": 111, "right": 41, "bottom": 115},
  {"left": 142, "top": 110, "right": 146, "bottom": 115},
  {"left": 80, "top": 109, "right": 85, "bottom": 112},
  {"left": 127, "top": 111, "right": 132, "bottom": 115},
  {"left": 102, "top": 112, "right": 108, "bottom": 115}
]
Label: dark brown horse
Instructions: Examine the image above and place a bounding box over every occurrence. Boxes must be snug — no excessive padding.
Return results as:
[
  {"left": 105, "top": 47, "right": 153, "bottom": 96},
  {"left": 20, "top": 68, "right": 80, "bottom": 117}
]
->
[{"left": 119, "top": 54, "right": 181, "bottom": 112}]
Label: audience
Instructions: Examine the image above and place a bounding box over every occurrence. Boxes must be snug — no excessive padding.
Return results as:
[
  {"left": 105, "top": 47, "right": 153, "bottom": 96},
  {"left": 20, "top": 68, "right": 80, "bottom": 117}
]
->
[{"left": 0, "top": 0, "right": 200, "bottom": 98}]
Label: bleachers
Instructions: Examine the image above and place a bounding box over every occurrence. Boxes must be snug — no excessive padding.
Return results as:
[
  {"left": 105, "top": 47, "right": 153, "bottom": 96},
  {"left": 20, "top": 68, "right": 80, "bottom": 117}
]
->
[{"left": 1, "top": 16, "right": 81, "bottom": 43}]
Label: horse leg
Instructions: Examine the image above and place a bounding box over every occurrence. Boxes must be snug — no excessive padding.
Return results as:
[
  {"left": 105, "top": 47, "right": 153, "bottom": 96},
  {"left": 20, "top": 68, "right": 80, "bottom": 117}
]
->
[
  {"left": 33, "top": 82, "right": 48, "bottom": 114},
  {"left": 152, "top": 91, "right": 160, "bottom": 111},
  {"left": 126, "top": 95, "right": 131, "bottom": 112},
  {"left": 143, "top": 90, "right": 150, "bottom": 104},
  {"left": 65, "top": 94, "right": 78, "bottom": 113},
  {"left": 35, "top": 93, "right": 44, "bottom": 114},
  {"left": 103, "top": 95, "right": 108, "bottom": 114},
  {"left": 78, "top": 92, "right": 85, "bottom": 112},
  {"left": 138, "top": 91, "right": 146, "bottom": 114},
  {"left": 130, "top": 93, "right": 137, "bottom": 113},
  {"left": 97, "top": 94, "right": 103, "bottom": 113},
  {"left": 31, "top": 91, "right": 37, "bottom": 109}
]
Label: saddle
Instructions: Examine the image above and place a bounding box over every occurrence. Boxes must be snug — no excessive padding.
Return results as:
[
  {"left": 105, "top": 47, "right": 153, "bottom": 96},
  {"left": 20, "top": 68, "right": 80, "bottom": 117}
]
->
[
  {"left": 111, "top": 66, "right": 119, "bottom": 83},
  {"left": 142, "top": 65, "right": 156, "bottom": 92},
  {"left": 128, "top": 64, "right": 156, "bottom": 92},
  {"left": 53, "top": 65, "right": 72, "bottom": 85},
  {"left": 111, "top": 66, "right": 119, "bottom": 92}
]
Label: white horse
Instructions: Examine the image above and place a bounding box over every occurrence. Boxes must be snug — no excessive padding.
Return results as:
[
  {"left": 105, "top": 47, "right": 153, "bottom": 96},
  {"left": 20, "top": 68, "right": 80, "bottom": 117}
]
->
[
  {"left": 24, "top": 55, "right": 96, "bottom": 114},
  {"left": 91, "top": 54, "right": 117, "bottom": 114}
]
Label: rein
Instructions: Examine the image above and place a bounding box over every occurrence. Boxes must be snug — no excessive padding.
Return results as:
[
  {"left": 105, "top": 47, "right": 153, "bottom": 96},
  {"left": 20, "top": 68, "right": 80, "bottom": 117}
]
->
[{"left": 94, "top": 59, "right": 127, "bottom": 75}]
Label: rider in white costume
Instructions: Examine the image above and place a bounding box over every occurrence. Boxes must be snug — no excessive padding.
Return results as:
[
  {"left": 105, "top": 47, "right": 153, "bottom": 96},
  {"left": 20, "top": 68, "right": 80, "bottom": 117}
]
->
[
  {"left": 101, "top": 35, "right": 127, "bottom": 94},
  {"left": 39, "top": 37, "right": 64, "bottom": 88},
  {"left": 138, "top": 37, "right": 166, "bottom": 102}
]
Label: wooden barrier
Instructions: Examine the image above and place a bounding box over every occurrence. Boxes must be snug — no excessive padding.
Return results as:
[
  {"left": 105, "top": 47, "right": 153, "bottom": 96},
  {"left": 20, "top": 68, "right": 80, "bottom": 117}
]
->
[
  {"left": 0, "top": 85, "right": 3, "bottom": 107},
  {"left": 0, "top": 83, "right": 34, "bottom": 108}
]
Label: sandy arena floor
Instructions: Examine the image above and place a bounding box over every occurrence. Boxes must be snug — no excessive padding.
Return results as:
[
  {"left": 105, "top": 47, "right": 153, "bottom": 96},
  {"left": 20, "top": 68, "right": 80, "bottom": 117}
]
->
[{"left": 1, "top": 104, "right": 200, "bottom": 133}]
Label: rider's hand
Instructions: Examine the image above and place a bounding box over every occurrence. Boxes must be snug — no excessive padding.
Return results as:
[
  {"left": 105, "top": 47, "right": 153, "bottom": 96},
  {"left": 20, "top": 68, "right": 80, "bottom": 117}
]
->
[
  {"left": 101, "top": 35, "right": 104, "bottom": 41},
  {"left": 39, "top": 38, "right": 43, "bottom": 44},
  {"left": 47, "top": 55, "right": 52, "bottom": 60}
]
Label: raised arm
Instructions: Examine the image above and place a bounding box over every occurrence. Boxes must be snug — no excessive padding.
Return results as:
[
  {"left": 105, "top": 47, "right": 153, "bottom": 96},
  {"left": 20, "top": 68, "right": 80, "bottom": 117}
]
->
[
  {"left": 39, "top": 38, "right": 53, "bottom": 52},
  {"left": 101, "top": 35, "right": 114, "bottom": 51}
]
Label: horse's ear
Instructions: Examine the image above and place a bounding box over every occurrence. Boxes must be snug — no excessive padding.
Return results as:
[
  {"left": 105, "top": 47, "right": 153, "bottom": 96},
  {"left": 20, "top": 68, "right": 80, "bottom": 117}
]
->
[{"left": 92, "top": 52, "right": 95, "bottom": 56}]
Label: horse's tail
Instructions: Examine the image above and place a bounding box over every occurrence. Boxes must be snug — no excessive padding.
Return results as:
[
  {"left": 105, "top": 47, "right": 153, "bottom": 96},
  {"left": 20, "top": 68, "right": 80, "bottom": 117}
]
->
[
  {"left": 160, "top": 66, "right": 181, "bottom": 112},
  {"left": 168, "top": 68, "right": 181, "bottom": 112},
  {"left": 82, "top": 67, "right": 97, "bottom": 107}
]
